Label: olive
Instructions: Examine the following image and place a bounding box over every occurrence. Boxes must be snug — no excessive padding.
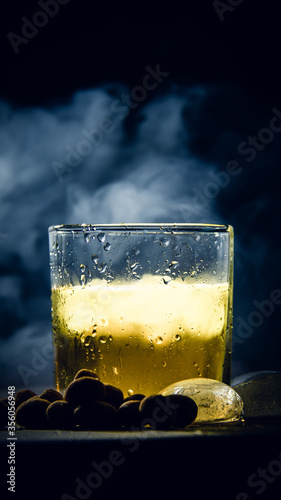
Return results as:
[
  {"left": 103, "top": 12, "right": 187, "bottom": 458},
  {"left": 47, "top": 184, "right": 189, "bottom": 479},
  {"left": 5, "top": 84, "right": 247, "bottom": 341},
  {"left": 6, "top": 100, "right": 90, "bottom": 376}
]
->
[
  {"left": 74, "top": 369, "right": 100, "bottom": 380},
  {"left": 74, "top": 402, "right": 120, "bottom": 430},
  {"left": 40, "top": 389, "right": 63, "bottom": 403},
  {"left": 46, "top": 400, "right": 75, "bottom": 429},
  {"left": 15, "top": 397, "right": 50, "bottom": 429},
  {"left": 118, "top": 400, "right": 141, "bottom": 428},
  {"left": 168, "top": 395, "right": 198, "bottom": 427},
  {"left": 123, "top": 394, "right": 146, "bottom": 403},
  {"left": 0, "top": 401, "right": 7, "bottom": 429},
  {"left": 104, "top": 384, "right": 124, "bottom": 409},
  {"left": 64, "top": 377, "right": 106, "bottom": 407},
  {"left": 15, "top": 389, "right": 37, "bottom": 409},
  {"left": 139, "top": 395, "right": 177, "bottom": 429}
]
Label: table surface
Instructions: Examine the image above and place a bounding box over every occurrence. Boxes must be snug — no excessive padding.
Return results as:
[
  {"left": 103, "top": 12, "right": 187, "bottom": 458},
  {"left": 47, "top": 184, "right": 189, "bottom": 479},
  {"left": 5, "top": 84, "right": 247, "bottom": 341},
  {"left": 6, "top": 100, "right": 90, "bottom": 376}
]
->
[{"left": 1, "top": 421, "right": 281, "bottom": 500}]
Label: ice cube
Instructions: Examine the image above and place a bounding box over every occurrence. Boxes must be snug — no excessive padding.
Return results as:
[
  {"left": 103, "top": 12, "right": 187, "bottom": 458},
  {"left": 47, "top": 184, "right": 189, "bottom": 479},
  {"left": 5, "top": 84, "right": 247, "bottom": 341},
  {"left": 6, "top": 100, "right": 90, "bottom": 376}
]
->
[
  {"left": 159, "top": 378, "right": 243, "bottom": 424},
  {"left": 232, "top": 370, "right": 281, "bottom": 420}
]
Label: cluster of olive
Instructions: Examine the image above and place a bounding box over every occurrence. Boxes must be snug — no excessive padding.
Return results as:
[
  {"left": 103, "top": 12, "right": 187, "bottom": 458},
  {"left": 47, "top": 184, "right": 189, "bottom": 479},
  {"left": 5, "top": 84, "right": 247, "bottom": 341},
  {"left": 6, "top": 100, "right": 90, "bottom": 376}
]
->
[{"left": 0, "top": 369, "right": 198, "bottom": 431}]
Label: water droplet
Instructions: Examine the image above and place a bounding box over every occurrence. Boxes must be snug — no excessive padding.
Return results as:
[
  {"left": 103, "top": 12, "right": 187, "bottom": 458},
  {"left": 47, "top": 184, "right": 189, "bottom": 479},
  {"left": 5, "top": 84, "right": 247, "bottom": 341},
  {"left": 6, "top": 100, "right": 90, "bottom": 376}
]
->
[
  {"left": 84, "top": 233, "right": 91, "bottom": 243},
  {"left": 212, "top": 270, "right": 217, "bottom": 275},
  {"left": 91, "top": 254, "right": 99, "bottom": 264},
  {"left": 91, "top": 353, "right": 95, "bottom": 360},
  {"left": 99, "top": 354, "right": 103, "bottom": 360},
  {"left": 80, "top": 274, "right": 86, "bottom": 286},
  {"left": 103, "top": 242, "right": 111, "bottom": 251},
  {"left": 163, "top": 276, "right": 171, "bottom": 285},
  {"left": 169, "top": 261, "right": 179, "bottom": 269},
  {"left": 156, "top": 336, "right": 163, "bottom": 344},
  {"left": 130, "top": 262, "right": 139, "bottom": 270},
  {"left": 97, "top": 233, "right": 106, "bottom": 243},
  {"left": 99, "top": 335, "right": 107, "bottom": 344},
  {"left": 175, "top": 334, "right": 181, "bottom": 341},
  {"left": 80, "top": 264, "right": 86, "bottom": 272},
  {"left": 83, "top": 335, "right": 92, "bottom": 347},
  {"left": 108, "top": 335, "right": 113, "bottom": 342},
  {"left": 162, "top": 360, "right": 167, "bottom": 367},
  {"left": 128, "top": 389, "right": 134, "bottom": 396},
  {"left": 98, "top": 262, "right": 107, "bottom": 273}
]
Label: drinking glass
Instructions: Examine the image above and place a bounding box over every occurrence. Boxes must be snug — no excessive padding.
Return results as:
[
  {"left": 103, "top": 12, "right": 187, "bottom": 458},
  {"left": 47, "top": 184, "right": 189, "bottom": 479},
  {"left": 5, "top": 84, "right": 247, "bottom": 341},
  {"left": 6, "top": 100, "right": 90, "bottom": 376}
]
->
[{"left": 48, "top": 223, "right": 234, "bottom": 395}]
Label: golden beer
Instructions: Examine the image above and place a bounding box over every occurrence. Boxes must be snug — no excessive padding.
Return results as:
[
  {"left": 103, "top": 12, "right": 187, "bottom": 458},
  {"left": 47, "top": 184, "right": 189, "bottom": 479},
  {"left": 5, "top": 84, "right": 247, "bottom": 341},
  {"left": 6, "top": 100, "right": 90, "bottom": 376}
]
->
[{"left": 51, "top": 275, "right": 230, "bottom": 395}]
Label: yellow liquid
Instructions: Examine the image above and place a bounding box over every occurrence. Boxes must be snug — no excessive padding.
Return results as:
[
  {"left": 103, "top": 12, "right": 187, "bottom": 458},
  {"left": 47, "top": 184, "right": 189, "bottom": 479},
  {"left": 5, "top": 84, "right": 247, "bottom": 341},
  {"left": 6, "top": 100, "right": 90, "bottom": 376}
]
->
[{"left": 51, "top": 276, "right": 230, "bottom": 395}]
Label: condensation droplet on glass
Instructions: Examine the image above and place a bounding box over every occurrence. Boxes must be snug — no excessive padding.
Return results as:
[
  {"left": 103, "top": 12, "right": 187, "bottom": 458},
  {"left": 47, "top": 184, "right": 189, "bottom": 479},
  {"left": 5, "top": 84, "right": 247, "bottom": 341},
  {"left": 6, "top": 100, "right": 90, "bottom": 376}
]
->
[
  {"left": 91, "top": 254, "right": 99, "bottom": 264},
  {"left": 80, "top": 264, "right": 86, "bottom": 272},
  {"left": 84, "top": 233, "right": 91, "bottom": 243},
  {"left": 98, "top": 262, "right": 107, "bottom": 273},
  {"left": 103, "top": 242, "right": 111, "bottom": 251},
  {"left": 156, "top": 336, "right": 163, "bottom": 344},
  {"left": 212, "top": 270, "right": 217, "bottom": 275},
  {"left": 97, "top": 233, "right": 106, "bottom": 243},
  {"left": 163, "top": 276, "right": 171, "bottom": 285},
  {"left": 83, "top": 335, "right": 91, "bottom": 347},
  {"left": 99, "top": 336, "right": 107, "bottom": 344},
  {"left": 169, "top": 261, "right": 179, "bottom": 269},
  {"left": 162, "top": 360, "right": 167, "bottom": 367},
  {"left": 175, "top": 334, "right": 181, "bottom": 341}
]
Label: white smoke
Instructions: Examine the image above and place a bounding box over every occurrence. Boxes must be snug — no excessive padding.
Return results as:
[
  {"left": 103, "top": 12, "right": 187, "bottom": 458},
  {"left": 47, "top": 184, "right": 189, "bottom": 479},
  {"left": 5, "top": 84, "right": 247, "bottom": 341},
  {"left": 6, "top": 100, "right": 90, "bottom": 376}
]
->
[{"left": 0, "top": 83, "right": 280, "bottom": 393}]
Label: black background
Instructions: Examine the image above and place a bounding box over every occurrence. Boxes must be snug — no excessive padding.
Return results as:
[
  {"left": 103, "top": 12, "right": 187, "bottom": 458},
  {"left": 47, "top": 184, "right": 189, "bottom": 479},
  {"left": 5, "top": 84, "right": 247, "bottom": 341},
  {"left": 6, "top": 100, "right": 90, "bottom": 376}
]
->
[{"left": 1, "top": 0, "right": 281, "bottom": 107}]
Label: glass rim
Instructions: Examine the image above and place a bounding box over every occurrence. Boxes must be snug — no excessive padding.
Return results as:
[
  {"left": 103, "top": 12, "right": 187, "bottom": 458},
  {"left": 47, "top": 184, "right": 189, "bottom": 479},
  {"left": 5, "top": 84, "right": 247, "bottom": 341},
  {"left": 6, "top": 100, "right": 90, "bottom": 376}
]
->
[{"left": 48, "top": 223, "right": 232, "bottom": 234}]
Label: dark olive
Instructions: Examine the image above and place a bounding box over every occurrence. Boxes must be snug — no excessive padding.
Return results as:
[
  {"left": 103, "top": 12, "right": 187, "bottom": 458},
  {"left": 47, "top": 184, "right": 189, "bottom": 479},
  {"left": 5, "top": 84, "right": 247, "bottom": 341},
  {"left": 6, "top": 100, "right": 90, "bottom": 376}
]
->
[
  {"left": 15, "top": 389, "right": 37, "bottom": 409},
  {"left": 167, "top": 395, "right": 198, "bottom": 427},
  {"left": 139, "top": 395, "right": 177, "bottom": 429},
  {"left": 46, "top": 400, "right": 75, "bottom": 429},
  {"left": 0, "top": 401, "right": 7, "bottom": 429},
  {"left": 74, "top": 369, "right": 100, "bottom": 380},
  {"left": 15, "top": 397, "right": 50, "bottom": 429},
  {"left": 74, "top": 401, "right": 120, "bottom": 430},
  {"left": 123, "top": 394, "right": 146, "bottom": 403},
  {"left": 40, "top": 389, "right": 63, "bottom": 403},
  {"left": 118, "top": 400, "right": 141, "bottom": 428},
  {"left": 64, "top": 377, "right": 106, "bottom": 406},
  {"left": 104, "top": 384, "right": 124, "bottom": 409}
]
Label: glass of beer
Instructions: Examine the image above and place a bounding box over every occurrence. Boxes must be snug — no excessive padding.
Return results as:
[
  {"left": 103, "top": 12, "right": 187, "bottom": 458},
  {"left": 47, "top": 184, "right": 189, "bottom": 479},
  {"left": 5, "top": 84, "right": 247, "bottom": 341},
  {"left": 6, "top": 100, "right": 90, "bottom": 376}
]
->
[{"left": 48, "top": 224, "right": 234, "bottom": 395}]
